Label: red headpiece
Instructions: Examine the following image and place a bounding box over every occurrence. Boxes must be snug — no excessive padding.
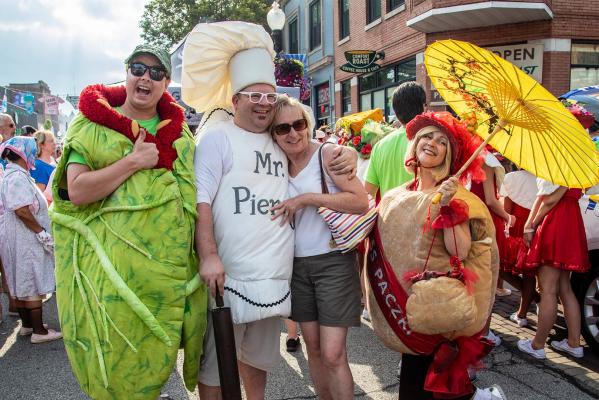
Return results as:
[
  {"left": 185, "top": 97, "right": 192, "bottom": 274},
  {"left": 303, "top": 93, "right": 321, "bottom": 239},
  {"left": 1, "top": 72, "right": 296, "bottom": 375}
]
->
[{"left": 405, "top": 111, "right": 486, "bottom": 184}]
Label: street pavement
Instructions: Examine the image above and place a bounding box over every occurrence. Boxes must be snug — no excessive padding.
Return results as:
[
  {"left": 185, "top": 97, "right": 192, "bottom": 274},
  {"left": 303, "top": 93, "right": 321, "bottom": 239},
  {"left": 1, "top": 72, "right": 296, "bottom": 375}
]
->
[{"left": 1, "top": 292, "right": 598, "bottom": 400}]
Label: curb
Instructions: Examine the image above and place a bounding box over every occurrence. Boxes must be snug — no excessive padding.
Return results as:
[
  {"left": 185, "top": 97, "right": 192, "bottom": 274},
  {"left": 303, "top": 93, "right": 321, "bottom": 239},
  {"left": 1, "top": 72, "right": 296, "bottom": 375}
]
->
[{"left": 491, "top": 295, "right": 599, "bottom": 397}]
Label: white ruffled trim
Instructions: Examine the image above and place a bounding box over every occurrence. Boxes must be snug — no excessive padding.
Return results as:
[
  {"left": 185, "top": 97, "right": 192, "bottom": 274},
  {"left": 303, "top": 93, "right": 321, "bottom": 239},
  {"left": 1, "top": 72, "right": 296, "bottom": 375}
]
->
[{"left": 217, "top": 275, "right": 291, "bottom": 324}]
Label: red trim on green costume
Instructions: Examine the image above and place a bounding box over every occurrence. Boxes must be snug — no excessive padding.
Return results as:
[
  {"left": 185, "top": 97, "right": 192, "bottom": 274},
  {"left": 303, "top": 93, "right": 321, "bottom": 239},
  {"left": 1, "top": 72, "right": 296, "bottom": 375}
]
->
[{"left": 78, "top": 84, "right": 184, "bottom": 170}]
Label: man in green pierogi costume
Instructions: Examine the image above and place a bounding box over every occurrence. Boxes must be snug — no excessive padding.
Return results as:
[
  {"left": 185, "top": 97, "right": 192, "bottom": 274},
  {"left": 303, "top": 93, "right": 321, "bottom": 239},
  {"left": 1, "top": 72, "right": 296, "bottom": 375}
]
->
[{"left": 50, "top": 44, "right": 208, "bottom": 399}]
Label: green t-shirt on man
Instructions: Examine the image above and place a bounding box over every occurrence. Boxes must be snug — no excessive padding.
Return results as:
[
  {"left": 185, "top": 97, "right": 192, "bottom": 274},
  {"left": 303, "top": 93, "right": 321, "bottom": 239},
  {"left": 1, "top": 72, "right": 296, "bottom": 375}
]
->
[
  {"left": 365, "top": 127, "right": 413, "bottom": 197},
  {"left": 67, "top": 107, "right": 160, "bottom": 165}
]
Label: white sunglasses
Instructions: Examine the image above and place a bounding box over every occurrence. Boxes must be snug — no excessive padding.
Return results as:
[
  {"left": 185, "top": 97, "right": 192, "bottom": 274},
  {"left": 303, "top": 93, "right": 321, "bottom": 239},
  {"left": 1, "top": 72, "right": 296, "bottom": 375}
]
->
[{"left": 238, "top": 91, "right": 279, "bottom": 104}]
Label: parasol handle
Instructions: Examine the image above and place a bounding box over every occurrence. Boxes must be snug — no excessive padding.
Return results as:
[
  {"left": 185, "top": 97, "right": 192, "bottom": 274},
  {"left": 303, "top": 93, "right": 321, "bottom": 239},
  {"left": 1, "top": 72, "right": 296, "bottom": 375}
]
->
[{"left": 432, "top": 119, "right": 507, "bottom": 204}]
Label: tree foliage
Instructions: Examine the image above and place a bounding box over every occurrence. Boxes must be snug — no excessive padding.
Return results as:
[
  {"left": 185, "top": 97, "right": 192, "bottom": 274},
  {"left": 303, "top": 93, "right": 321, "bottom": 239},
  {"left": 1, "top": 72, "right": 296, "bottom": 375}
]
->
[{"left": 140, "top": 0, "right": 271, "bottom": 49}]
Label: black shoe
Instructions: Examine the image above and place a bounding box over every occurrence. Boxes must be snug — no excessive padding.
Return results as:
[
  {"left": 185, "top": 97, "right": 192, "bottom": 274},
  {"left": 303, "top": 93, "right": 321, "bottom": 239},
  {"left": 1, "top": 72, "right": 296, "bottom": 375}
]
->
[{"left": 286, "top": 336, "right": 301, "bottom": 353}]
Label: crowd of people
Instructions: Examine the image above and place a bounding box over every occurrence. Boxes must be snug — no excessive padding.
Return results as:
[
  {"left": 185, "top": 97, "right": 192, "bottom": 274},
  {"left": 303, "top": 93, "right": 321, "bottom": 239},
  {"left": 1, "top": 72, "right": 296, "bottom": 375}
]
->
[{"left": 0, "top": 20, "right": 596, "bottom": 400}]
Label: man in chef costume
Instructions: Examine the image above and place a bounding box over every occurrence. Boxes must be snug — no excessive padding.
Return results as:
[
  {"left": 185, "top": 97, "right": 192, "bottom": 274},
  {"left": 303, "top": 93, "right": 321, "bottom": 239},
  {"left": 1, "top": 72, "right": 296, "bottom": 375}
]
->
[{"left": 182, "top": 21, "right": 357, "bottom": 399}]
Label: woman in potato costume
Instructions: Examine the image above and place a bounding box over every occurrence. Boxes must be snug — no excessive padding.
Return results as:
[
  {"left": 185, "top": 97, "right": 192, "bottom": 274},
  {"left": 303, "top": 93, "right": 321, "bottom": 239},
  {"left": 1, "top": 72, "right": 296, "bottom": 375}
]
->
[{"left": 366, "top": 112, "right": 504, "bottom": 399}]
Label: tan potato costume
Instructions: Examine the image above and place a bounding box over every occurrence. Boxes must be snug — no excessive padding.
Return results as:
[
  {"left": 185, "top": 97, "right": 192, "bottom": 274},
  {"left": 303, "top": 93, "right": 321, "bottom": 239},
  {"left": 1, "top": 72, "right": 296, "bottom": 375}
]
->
[
  {"left": 367, "top": 184, "right": 499, "bottom": 353},
  {"left": 365, "top": 111, "right": 499, "bottom": 398}
]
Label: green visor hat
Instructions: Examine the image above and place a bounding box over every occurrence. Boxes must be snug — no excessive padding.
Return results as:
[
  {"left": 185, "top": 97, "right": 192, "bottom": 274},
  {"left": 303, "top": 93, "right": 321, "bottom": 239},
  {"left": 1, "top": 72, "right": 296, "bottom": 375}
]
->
[{"left": 125, "top": 44, "right": 171, "bottom": 78}]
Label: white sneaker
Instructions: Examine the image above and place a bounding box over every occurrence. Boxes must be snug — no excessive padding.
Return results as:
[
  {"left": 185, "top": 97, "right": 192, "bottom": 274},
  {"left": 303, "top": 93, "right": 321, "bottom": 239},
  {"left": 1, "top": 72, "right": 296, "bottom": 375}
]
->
[
  {"left": 550, "top": 338, "right": 584, "bottom": 358},
  {"left": 517, "top": 339, "right": 546, "bottom": 359},
  {"left": 496, "top": 288, "right": 512, "bottom": 297},
  {"left": 472, "top": 385, "right": 507, "bottom": 400},
  {"left": 31, "top": 329, "right": 63, "bottom": 344},
  {"left": 19, "top": 324, "right": 49, "bottom": 336},
  {"left": 361, "top": 307, "right": 371, "bottom": 321},
  {"left": 509, "top": 312, "right": 528, "bottom": 327},
  {"left": 396, "top": 358, "right": 402, "bottom": 378},
  {"left": 483, "top": 330, "right": 502, "bottom": 346}
]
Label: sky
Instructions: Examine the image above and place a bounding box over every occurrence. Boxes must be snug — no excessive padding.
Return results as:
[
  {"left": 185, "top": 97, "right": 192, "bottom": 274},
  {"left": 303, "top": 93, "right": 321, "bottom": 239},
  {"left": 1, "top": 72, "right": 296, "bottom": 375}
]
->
[{"left": 1, "top": 0, "right": 149, "bottom": 97}]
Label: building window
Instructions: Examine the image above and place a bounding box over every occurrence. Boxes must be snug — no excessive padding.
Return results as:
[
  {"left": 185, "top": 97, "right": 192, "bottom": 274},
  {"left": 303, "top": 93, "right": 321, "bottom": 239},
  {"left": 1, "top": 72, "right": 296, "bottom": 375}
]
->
[
  {"left": 367, "top": 0, "right": 381, "bottom": 24},
  {"left": 315, "top": 81, "right": 330, "bottom": 127},
  {"left": 288, "top": 17, "right": 298, "bottom": 54},
  {"left": 339, "top": 0, "right": 350, "bottom": 39},
  {"left": 387, "top": 0, "right": 405, "bottom": 12},
  {"left": 341, "top": 80, "right": 351, "bottom": 115},
  {"left": 309, "top": 1, "right": 322, "bottom": 51},
  {"left": 571, "top": 42, "right": 599, "bottom": 89},
  {"left": 359, "top": 58, "right": 416, "bottom": 120}
]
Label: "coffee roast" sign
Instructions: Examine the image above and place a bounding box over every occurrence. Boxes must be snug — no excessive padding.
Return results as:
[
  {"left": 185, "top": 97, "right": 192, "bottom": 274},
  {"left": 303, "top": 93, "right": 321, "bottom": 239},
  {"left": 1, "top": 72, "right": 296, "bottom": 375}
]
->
[{"left": 340, "top": 50, "right": 385, "bottom": 73}]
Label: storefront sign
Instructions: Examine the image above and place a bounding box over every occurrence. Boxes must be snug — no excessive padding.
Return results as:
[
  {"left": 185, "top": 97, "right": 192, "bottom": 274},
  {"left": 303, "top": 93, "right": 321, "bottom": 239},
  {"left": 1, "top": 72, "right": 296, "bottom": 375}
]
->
[
  {"left": 486, "top": 44, "right": 544, "bottom": 82},
  {"left": 340, "top": 50, "right": 385, "bottom": 73},
  {"left": 430, "top": 89, "right": 444, "bottom": 103}
]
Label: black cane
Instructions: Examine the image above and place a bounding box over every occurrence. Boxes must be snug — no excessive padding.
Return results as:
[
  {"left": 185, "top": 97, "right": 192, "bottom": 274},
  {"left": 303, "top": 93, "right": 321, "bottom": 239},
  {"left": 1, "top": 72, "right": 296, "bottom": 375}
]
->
[{"left": 212, "top": 291, "right": 242, "bottom": 400}]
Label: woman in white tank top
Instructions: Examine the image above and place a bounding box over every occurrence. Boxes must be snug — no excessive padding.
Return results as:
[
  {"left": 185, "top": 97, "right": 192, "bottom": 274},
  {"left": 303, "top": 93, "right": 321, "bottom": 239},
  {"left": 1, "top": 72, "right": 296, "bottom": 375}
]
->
[{"left": 269, "top": 95, "right": 369, "bottom": 399}]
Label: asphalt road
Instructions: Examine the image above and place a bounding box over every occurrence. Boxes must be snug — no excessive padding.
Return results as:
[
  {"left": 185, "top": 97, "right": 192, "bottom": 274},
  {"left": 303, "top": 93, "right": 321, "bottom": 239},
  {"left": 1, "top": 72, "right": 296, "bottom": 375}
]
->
[{"left": 0, "top": 295, "right": 597, "bottom": 400}]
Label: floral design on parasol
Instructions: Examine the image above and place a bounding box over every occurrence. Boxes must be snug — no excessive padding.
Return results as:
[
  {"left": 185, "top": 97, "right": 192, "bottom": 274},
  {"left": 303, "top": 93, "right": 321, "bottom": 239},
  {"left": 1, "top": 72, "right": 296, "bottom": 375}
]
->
[{"left": 425, "top": 39, "right": 599, "bottom": 189}]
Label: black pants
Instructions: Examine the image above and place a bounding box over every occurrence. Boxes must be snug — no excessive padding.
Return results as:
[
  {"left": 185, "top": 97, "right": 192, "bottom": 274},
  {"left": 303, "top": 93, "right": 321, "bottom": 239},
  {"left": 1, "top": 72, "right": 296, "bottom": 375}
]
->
[{"left": 399, "top": 354, "right": 473, "bottom": 400}]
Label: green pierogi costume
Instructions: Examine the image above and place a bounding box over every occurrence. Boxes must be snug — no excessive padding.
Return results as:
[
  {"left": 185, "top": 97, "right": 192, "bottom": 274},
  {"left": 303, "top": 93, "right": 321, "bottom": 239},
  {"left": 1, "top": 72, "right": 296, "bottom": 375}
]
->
[{"left": 50, "top": 85, "right": 208, "bottom": 399}]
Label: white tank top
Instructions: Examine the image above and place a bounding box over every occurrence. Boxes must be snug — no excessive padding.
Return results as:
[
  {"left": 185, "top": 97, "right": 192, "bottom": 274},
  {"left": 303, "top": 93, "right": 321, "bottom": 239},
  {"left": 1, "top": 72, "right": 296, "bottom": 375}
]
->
[
  {"left": 211, "top": 121, "right": 294, "bottom": 323},
  {"left": 288, "top": 147, "right": 339, "bottom": 257}
]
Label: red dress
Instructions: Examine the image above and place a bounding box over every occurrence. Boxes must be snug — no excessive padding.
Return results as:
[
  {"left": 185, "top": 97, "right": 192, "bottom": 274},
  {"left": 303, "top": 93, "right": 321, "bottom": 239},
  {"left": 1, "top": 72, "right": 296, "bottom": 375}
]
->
[
  {"left": 502, "top": 203, "right": 530, "bottom": 274},
  {"left": 524, "top": 189, "right": 590, "bottom": 273},
  {"left": 470, "top": 181, "right": 507, "bottom": 266}
]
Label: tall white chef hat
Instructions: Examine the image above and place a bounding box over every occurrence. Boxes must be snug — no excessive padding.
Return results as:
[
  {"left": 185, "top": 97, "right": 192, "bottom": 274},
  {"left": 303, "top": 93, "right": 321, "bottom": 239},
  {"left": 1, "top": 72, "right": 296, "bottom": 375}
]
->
[{"left": 181, "top": 21, "right": 276, "bottom": 115}]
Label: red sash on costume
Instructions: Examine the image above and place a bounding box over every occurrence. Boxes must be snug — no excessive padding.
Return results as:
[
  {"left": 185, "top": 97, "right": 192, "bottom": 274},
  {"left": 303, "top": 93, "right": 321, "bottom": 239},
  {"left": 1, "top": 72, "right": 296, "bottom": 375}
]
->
[{"left": 367, "top": 226, "right": 493, "bottom": 399}]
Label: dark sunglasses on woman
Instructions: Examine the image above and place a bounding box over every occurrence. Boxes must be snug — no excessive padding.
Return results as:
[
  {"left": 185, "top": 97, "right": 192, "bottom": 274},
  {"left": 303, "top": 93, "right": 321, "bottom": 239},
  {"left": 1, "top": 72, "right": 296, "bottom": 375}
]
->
[
  {"left": 273, "top": 118, "right": 308, "bottom": 136},
  {"left": 128, "top": 62, "right": 168, "bottom": 81}
]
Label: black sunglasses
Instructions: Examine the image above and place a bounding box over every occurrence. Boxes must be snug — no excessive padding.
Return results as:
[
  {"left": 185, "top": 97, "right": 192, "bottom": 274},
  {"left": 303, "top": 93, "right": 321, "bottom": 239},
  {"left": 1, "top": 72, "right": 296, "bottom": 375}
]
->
[
  {"left": 273, "top": 118, "right": 308, "bottom": 136},
  {"left": 128, "top": 62, "right": 167, "bottom": 81}
]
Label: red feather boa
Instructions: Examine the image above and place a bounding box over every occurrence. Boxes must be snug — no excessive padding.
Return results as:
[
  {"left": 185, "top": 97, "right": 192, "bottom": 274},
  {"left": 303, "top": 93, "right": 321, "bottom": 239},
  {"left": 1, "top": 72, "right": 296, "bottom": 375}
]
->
[{"left": 78, "top": 84, "right": 184, "bottom": 170}]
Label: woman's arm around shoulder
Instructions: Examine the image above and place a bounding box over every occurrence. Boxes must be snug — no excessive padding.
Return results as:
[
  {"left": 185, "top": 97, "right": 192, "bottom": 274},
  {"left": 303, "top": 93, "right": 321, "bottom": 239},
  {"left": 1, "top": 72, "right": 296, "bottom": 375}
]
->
[{"left": 322, "top": 144, "right": 369, "bottom": 213}]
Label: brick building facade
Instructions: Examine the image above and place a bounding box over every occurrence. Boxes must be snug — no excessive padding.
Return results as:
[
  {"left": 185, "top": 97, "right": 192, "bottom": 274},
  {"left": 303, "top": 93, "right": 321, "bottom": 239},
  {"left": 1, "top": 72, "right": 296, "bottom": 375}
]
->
[
  {"left": 333, "top": 0, "right": 599, "bottom": 120},
  {"left": 281, "top": 0, "right": 337, "bottom": 128}
]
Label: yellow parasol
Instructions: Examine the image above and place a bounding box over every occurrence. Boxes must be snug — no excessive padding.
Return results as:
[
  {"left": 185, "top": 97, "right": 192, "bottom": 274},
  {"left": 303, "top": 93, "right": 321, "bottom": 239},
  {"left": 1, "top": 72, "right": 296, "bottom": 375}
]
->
[
  {"left": 336, "top": 108, "right": 384, "bottom": 134},
  {"left": 425, "top": 39, "right": 599, "bottom": 190}
]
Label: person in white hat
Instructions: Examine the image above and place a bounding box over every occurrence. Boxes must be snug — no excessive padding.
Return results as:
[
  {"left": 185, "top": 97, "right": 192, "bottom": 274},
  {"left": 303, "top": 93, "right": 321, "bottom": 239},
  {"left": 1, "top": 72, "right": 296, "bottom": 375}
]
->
[{"left": 182, "top": 21, "right": 356, "bottom": 399}]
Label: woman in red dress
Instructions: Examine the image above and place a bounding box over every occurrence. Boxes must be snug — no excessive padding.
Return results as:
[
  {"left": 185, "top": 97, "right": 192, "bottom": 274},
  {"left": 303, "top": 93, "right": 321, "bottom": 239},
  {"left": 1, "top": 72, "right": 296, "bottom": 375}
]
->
[
  {"left": 470, "top": 152, "right": 514, "bottom": 346},
  {"left": 499, "top": 170, "right": 538, "bottom": 327},
  {"left": 517, "top": 180, "right": 589, "bottom": 359},
  {"left": 470, "top": 154, "right": 514, "bottom": 288}
]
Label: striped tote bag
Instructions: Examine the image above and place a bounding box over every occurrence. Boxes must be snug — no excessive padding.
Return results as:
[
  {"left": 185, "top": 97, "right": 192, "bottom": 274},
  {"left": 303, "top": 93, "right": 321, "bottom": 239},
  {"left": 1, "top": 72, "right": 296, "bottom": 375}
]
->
[
  {"left": 317, "top": 143, "right": 378, "bottom": 253},
  {"left": 317, "top": 195, "right": 378, "bottom": 253}
]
